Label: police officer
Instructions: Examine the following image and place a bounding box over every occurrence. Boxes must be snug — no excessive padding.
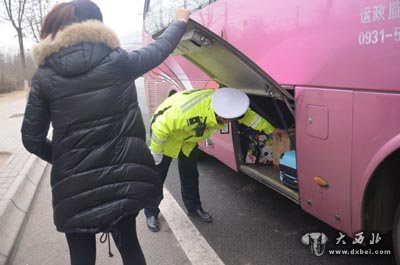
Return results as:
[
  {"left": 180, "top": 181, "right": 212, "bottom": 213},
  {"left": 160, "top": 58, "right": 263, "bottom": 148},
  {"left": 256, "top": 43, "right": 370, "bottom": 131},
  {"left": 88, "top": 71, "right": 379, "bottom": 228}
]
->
[{"left": 145, "top": 87, "right": 283, "bottom": 232}]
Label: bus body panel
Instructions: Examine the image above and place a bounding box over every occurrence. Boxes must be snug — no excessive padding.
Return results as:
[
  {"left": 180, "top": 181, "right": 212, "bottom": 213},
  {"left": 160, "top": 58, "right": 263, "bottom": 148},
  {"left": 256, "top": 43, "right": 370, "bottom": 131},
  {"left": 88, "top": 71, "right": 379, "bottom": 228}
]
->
[
  {"left": 144, "top": 75, "right": 173, "bottom": 115},
  {"left": 351, "top": 92, "right": 400, "bottom": 233},
  {"left": 296, "top": 87, "right": 353, "bottom": 235},
  {"left": 201, "top": 123, "right": 238, "bottom": 171},
  {"left": 189, "top": 0, "right": 400, "bottom": 92}
]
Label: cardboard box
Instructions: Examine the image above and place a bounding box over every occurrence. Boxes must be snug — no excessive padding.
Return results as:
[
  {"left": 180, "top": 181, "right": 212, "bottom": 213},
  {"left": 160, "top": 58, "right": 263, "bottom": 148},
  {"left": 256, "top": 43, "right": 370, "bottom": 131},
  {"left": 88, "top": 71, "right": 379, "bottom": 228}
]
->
[{"left": 273, "top": 132, "right": 292, "bottom": 168}]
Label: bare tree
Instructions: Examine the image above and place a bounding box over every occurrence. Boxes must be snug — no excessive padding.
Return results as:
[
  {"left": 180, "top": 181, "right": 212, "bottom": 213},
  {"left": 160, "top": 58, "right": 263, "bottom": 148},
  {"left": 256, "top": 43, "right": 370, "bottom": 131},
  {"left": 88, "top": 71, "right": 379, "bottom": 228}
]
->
[
  {"left": 1, "top": 0, "right": 28, "bottom": 78},
  {"left": 25, "top": 0, "right": 51, "bottom": 43},
  {"left": 0, "top": 47, "right": 35, "bottom": 92}
]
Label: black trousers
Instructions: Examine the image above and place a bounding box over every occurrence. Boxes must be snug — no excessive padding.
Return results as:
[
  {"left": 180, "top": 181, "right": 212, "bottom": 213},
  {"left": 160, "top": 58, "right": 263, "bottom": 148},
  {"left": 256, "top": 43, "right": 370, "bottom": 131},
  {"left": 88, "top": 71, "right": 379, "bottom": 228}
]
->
[
  {"left": 65, "top": 215, "right": 145, "bottom": 265},
  {"left": 144, "top": 147, "right": 201, "bottom": 217}
]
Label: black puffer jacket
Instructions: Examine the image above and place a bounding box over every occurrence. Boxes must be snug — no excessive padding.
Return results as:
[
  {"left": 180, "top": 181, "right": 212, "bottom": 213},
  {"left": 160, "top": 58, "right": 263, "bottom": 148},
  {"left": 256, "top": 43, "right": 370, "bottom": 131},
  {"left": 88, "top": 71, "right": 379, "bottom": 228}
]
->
[{"left": 21, "top": 20, "right": 187, "bottom": 233}]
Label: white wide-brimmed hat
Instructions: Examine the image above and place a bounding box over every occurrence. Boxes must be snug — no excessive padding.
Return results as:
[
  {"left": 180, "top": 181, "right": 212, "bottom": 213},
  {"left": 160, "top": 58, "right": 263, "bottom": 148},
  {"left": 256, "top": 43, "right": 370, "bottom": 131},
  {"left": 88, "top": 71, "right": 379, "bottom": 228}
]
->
[{"left": 212, "top": 87, "right": 250, "bottom": 119}]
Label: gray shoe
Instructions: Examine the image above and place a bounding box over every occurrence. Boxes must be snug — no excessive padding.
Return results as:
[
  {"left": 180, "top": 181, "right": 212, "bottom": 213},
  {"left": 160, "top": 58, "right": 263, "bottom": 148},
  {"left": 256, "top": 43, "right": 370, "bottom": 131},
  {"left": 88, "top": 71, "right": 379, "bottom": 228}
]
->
[{"left": 146, "top": 216, "right": 160, "bottom": 232}]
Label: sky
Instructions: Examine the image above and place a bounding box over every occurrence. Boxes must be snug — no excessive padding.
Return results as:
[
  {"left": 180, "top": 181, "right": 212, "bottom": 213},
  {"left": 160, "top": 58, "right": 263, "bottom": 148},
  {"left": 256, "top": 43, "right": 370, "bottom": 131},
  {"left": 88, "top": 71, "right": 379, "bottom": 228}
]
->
[{"left": 0, "top": 0, "right": 146, "bottom": 52}]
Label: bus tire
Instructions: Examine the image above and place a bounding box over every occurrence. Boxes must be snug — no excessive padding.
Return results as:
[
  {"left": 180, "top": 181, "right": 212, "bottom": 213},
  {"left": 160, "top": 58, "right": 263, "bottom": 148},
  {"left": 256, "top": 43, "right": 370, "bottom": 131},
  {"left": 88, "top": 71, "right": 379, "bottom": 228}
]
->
[{"left": 393, "top": 203, "right": 400, "bottom": 264}]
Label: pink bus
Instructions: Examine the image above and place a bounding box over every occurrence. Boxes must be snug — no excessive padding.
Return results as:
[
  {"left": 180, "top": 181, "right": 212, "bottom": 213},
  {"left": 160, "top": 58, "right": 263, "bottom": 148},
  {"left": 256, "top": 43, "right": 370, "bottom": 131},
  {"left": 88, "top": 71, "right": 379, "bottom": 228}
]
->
[{"left": 142, "top": 0, "right": 400, "bottom": 260}]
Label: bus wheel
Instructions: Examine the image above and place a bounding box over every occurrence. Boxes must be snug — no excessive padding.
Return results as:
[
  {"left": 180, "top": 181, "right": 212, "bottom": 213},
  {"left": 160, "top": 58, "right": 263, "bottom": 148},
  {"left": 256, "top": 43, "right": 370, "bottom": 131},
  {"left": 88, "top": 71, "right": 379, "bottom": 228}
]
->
[{"left": 393, "top": 203, "right": 400, "bottom": 264}]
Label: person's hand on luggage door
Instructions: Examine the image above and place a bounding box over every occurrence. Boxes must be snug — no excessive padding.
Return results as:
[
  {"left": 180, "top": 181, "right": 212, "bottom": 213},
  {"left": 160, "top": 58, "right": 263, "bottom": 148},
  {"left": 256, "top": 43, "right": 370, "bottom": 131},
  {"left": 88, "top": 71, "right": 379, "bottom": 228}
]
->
[{"left": 176, "top": 8, "right": 192, "bottom": 23}]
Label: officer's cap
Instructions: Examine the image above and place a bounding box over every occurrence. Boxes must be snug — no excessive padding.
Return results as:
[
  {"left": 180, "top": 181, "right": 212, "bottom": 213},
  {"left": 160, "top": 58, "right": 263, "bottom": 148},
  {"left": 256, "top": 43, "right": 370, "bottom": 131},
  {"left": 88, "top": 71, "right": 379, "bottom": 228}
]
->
[{"left": 212, "top": 88, "right": 249, "bottom": 119}]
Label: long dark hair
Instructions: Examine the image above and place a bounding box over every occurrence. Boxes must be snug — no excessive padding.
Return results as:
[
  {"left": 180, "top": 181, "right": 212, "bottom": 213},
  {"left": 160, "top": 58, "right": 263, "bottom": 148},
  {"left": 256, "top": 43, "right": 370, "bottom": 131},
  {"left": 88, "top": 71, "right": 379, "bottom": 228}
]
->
[{"left": 40, "top": 0, "right": 103, "bottom": 40}]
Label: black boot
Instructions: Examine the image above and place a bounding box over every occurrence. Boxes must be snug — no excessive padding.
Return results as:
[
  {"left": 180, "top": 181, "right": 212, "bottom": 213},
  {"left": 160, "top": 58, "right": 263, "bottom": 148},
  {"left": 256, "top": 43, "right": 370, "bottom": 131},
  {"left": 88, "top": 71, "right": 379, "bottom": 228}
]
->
[
  {"left": 188, "top": 208, "right": 213, "bottom": 223},
  {"left": 146, "top": 216, "right": 160, "bottom": 232}
]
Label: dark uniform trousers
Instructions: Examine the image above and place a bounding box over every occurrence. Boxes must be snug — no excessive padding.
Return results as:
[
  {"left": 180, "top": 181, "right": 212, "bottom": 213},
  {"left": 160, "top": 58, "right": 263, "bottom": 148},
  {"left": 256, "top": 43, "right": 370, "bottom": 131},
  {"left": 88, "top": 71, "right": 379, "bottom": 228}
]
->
[{"left": 144, "top": 146, "right": 201, "bottom": 217}]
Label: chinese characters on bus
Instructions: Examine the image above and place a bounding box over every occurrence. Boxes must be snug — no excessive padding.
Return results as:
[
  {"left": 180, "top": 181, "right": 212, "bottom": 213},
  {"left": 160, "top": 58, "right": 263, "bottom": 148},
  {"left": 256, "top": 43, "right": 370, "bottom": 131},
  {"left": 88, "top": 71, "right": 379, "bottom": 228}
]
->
[{"left": 359, "top": 0, "right": 400, "bottom": 45}]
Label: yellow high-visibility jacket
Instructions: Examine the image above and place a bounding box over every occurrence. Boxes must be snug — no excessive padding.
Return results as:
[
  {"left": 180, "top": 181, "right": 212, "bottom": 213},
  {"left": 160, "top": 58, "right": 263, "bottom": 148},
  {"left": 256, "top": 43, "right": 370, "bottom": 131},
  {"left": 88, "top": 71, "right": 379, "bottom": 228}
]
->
[{"left": 150, "top": 89, "right": 275, "bottom": 158}]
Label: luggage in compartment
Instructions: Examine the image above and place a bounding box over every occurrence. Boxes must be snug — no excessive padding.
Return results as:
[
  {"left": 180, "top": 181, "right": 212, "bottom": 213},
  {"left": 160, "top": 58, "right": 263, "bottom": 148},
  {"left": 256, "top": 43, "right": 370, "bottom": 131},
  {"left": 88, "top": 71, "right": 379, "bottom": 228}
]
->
[
  {"left": 239, "top": 126, "right": 273, "bottom": 165},
  {"left": 272, "top": 129, "right": 294, "bottom": 169},
  {"left": 279, "top": 150, "right": 298, "bottom": 190}
]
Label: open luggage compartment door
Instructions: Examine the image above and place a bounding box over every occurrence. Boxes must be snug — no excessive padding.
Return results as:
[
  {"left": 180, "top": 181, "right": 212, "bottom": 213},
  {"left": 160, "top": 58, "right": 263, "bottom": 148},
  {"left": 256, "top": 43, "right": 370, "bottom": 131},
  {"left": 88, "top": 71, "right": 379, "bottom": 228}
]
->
[{"left": 172, "top": 19, "right": 293, "bottom": 102}]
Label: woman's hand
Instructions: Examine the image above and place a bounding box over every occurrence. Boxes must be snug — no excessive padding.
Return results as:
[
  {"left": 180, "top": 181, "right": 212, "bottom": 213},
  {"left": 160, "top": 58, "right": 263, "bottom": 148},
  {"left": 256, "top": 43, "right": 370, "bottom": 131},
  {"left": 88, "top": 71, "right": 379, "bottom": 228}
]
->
[{"left": 175, "top": 8, "right": 192, "bottom": 23}]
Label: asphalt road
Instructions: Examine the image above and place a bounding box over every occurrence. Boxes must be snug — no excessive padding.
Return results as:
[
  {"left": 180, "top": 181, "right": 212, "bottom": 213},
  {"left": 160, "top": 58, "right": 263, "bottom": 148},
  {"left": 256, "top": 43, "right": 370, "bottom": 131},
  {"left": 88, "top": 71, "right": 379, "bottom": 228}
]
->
[{"left": 136, "top": 78, "right": 397, "bottom": 265}]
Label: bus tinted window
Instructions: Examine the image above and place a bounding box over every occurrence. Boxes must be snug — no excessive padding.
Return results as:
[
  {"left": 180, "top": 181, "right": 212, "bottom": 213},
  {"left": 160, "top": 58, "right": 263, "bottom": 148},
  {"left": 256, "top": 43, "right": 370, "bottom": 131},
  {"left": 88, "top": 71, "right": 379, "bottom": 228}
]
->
[{"left": 144, "top": 0, "right": 216, "bottom": 35}]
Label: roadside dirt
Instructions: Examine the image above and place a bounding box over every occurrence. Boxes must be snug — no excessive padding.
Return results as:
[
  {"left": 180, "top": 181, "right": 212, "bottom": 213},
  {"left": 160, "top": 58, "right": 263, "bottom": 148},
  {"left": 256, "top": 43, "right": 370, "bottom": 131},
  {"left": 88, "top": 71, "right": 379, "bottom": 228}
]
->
[{"left": 0, "top": 89, "right": 27, "bottom": 102}]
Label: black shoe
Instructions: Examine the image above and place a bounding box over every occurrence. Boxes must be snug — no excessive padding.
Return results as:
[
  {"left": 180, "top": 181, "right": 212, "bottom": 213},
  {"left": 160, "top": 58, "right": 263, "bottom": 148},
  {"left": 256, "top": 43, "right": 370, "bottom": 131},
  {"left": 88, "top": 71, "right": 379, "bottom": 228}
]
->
[
  {"left": 188, "top": 208, "right": 213, "bottom": 223},
  {"left": 146, "top": 216, "right": 160, "bottom": 232}
]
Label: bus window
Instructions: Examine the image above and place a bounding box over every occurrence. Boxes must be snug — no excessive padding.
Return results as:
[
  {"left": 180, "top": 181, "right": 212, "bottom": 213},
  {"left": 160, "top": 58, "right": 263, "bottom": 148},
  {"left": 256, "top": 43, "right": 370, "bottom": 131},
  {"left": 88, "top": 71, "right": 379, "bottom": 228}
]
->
[{"left": 144, "top": 0, "right": 217, "bottom": 35}]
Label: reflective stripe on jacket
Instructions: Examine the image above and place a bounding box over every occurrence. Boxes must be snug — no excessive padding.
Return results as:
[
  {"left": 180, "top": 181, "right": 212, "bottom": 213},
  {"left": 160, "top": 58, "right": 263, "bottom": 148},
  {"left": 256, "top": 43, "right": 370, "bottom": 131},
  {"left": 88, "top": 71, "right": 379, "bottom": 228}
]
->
[
  {"left": 150, "top": 89, "right": 275, "bottom": 158},
  {"left": 238, "top": 109, "right": 275, "bottom": 135}
]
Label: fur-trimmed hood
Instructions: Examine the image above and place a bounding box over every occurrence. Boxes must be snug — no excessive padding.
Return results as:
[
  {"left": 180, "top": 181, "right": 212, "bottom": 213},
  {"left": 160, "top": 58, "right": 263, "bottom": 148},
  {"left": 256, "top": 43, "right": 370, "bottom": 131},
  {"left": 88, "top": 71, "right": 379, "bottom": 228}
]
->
[{"left": 32, "top": 20, "right": 120, "bottom": 66}]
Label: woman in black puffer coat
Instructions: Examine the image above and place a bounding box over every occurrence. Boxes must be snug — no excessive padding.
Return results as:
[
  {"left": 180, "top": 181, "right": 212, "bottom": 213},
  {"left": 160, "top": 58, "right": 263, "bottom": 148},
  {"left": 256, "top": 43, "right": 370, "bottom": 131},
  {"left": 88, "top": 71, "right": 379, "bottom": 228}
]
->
[{"left": 21, "top": 1, "right": 190, "bottom": 264}]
